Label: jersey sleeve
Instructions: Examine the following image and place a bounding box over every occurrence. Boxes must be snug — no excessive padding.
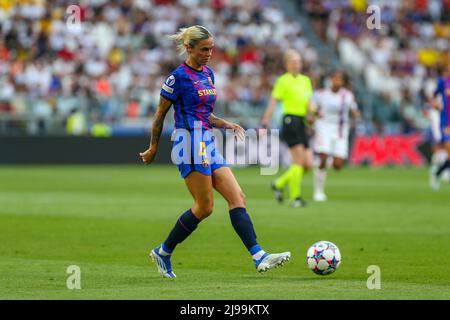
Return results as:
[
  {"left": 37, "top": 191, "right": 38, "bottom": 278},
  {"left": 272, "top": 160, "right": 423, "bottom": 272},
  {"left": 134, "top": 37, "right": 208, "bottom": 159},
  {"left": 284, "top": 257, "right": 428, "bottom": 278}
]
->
[
  {"left": 160, "top": 73, "right": 180, "bottom": 102},
  {"left": 271, "top": 77, "right": 285, "bottom": 100},
  {"left": 348, "top": 92, "right": 358, "bottom": 111}
]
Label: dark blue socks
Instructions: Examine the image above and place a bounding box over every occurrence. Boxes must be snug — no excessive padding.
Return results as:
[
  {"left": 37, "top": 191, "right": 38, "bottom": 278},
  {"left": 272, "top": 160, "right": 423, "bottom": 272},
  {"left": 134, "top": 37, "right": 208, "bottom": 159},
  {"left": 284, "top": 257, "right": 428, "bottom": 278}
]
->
[
  {"left": 162, "top": 207, "right": 261, "bottom": 258},
  {"left": 163, "top": 209, "right": 201, "bottom": 253},
  {"left": 229, "top": 207, "right": 258, "bottom": 250}
]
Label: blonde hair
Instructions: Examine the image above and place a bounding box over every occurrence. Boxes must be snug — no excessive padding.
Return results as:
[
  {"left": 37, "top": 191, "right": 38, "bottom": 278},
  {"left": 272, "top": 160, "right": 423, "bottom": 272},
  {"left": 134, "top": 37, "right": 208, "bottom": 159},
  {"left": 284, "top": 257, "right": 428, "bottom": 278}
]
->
[
  {"left": 168, "top": 25, "right": 213, "bottom": 55},
  {"left": 284, "top": 49, "right": 301, "bottom": 64}
]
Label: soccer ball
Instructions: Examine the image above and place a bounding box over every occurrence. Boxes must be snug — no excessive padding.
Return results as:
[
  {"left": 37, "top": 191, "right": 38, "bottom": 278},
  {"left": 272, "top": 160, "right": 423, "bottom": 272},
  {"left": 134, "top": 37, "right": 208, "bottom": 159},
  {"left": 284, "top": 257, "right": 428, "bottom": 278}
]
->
[{"left": 306, "top": 241, "right": 341, "bottom": 275}]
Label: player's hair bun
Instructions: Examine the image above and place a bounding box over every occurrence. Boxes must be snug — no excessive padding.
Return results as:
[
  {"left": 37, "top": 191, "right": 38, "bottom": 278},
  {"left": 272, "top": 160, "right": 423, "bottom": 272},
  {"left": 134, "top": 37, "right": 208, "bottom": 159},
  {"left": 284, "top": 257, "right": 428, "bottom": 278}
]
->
[{"left": 168, "top": 25, "right": 213, "bottom": 55}]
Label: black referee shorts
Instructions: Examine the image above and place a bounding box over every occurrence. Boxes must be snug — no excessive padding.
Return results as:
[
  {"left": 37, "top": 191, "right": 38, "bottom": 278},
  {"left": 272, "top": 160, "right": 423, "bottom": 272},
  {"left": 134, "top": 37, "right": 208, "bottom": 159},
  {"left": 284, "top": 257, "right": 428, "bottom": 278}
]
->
[{"left": 281, "top": 114, "right": 310, "bottom": 148}]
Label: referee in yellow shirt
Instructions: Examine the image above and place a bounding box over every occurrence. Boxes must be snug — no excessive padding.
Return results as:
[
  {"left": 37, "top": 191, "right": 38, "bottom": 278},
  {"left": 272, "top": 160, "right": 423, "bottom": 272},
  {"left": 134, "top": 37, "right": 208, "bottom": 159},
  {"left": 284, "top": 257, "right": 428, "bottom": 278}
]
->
[{"left": 262, "top": 49, "right": 314, "bottom": 207}]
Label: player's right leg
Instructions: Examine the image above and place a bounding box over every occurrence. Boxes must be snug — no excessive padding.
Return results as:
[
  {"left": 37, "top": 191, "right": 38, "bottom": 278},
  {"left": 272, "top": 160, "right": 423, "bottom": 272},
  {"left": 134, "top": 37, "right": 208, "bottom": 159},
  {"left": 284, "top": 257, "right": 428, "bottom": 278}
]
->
[
  {"left": 212, "top": 167, "right": 291, "bottom": 273},
  {"left": 314, "top": 153, "right": 328, "bottom": 202},
  {"left": 271, "top": 144, "right": 307, "bottom": 206},
  {"left": 273, "top": 116, "right": 309, "bottom": 207},
  {"left": 150, "top": 171, "right": 214, "bottom": 278},
  {"left": 287, "top": 144, "right": 310, "bottom": 207},
  {"left": 433, "top": 140, "right": 450, "bottom": 190},
  {"left": 313, "top": 128, "right": 333, "bottom": 202},
  {"left": 428, "top": 117, "right": 445, "bottom": 190},
  {"left": 316, "top": 134, "right": 348, "bottom": 200},
  {"left": 429, "top": 144, "right": 444, "bottom": 190}
]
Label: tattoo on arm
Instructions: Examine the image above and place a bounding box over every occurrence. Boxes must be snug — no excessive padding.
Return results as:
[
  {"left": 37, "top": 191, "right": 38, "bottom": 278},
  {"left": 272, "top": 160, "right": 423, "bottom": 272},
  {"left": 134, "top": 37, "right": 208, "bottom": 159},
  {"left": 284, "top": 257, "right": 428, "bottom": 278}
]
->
[
  {"left": 210, "top": 113, "right": 228, "bottom": 129},
  {"left": 150, "top": 97, "right": 172, "bottom": 147},
  {"left": 210, "top": 113, "right": 218, "bottom": 127}
]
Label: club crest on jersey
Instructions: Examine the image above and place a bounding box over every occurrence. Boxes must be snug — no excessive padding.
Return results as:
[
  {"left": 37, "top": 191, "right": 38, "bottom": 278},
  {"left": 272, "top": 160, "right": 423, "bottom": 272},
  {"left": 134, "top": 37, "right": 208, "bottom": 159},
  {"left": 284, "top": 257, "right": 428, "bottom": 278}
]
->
[
  {"left": 208, "top": 76, "right": 213, "bottom": 86},
  {"left": 445, "top": 127, "right": 450, "bottom": 135},
  {"left": 201, "top": 159, "right": 209, "bottom": 167}
]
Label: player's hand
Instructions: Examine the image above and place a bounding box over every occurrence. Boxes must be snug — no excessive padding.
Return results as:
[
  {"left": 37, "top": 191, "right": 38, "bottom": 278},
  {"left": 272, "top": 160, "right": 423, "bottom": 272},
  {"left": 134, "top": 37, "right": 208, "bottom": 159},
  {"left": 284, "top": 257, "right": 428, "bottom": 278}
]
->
[
  {"left": 430, "top": 98, "right": 442, "bottom": 111},
  {"left": 306, "top": 114, "right": 316, "bottom": 125},
  {"left": 139, "top": 147, "right": 157, "bottom": 164},
  {"left": 228, "top": 123, "right": 246, "bottom": 141},
  {"left": 261, "top": 116, "right": 270, "bottom": 129}
]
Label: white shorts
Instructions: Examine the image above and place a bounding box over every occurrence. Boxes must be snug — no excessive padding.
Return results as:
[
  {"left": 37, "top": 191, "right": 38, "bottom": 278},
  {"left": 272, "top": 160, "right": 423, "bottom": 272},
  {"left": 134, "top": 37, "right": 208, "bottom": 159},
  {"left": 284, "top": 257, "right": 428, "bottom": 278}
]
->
[{"left": 314, "top": 123, "right": 349, "bottom": 159}]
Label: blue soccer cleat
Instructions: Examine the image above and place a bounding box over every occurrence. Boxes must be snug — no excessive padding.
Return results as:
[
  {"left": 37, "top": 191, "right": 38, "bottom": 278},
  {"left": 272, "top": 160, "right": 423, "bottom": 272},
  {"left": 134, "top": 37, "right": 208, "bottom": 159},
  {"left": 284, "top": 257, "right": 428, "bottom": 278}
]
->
[
  {"left": 149, "top": 246, "right": 176, "bottom": 279},
  {"left": 254, "top": 251, "right": 291, "bottom": 273}
]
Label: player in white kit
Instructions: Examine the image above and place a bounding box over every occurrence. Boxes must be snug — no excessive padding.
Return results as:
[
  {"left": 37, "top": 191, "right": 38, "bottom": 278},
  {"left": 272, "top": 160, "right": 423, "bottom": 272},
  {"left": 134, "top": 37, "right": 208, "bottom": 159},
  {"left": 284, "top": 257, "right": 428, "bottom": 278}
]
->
[{"left": 312, "top": 71, "right": 360, "bottom": 202}]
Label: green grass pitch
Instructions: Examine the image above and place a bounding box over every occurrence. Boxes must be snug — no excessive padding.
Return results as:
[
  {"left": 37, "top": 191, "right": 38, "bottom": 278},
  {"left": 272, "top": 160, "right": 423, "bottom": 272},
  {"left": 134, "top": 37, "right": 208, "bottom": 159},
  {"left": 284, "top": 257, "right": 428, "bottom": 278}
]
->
[{"left": 0, "top": 165, "right": 449, "bottom": 299}]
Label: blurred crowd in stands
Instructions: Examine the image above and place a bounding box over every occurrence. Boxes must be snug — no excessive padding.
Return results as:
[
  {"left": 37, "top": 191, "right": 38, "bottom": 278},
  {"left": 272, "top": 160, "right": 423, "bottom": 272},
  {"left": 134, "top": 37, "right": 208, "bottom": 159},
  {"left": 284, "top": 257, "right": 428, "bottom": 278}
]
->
[
  {"left": 301, "top": 0, "right": 450, "bottom": 134},
  {"left": 0, "top": 0, "right": 321, "bottom": 136},
  {"left": 1, "top": 0, "right": 449, "bottom": 137}
]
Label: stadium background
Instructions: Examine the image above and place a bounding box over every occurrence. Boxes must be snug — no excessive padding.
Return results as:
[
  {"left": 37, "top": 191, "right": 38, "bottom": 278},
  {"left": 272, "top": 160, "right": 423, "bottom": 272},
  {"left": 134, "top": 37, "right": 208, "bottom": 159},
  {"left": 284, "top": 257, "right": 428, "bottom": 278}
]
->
[
  {"left": 1, "top": 0, "right": 450, "bottom": 300},
  {"left": 1, "top": 0, "right": 449, "bottom": 165}
]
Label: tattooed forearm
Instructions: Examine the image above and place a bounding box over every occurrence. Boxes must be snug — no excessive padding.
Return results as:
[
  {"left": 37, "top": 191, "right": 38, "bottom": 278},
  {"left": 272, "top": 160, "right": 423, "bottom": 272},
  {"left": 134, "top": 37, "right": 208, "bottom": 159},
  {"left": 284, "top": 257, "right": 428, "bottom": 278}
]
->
[
  {"left": 210, "top": 114, "right": 219, "bottom": 127},
  {"left": 148, "top": 96, "right": 172, "bottom": 147},
  {"left": 210, "top": 113, "right": 230, "bottom": 129},
  {"left": 150, "top": 113, "right": 164, "bottom": 147}
]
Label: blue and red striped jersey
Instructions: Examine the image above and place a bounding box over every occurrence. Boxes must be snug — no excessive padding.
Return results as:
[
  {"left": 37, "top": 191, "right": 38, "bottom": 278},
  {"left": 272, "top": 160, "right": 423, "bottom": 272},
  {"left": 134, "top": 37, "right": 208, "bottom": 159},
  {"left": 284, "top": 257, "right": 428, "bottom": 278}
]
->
[
  {"left": 434, "top": 76, "right": 450, "bottom": 128},
  {"left": 160, "top": 62, "right": 217, "bottom": 130}
]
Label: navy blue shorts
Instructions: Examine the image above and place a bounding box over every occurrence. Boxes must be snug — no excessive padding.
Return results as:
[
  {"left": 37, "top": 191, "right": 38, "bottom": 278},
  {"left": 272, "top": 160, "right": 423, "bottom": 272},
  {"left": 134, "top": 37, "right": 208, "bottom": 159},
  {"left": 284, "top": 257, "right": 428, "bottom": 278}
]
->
[{"left": 171, "top": 129, "right": 227, "bottom": 178}]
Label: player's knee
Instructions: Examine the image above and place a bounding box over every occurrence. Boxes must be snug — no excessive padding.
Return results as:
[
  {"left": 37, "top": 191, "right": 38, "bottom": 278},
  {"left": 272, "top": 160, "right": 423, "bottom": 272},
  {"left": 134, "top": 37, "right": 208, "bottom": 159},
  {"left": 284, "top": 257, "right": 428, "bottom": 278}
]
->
[
  {"left": 228, "top": 191, "right": 246, "bottom": 209},
  {"left": 197, "top": 199, "right": 214, "bottom": 218},
  {"left": 203, "top": 202, "right": 214, "bottom": 217},
  {"left": 318, "top": 160, "right": 327, "bottom": 170},
  {"left": 333, "top": 160, "right": 345, "bottom": 170},
  {"left": 238, "top": 191, "right": 246, "bottom": 207}
]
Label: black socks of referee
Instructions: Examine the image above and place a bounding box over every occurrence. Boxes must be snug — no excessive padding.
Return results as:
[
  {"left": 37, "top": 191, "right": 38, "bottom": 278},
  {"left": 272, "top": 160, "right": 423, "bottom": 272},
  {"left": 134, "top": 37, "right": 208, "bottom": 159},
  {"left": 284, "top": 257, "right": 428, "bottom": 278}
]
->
[
  {"left": 436, "top": 160, "right": 450, "bottom": 178},
  {"left": 163, "top": 209, "right": 200, "bottom": 253}
]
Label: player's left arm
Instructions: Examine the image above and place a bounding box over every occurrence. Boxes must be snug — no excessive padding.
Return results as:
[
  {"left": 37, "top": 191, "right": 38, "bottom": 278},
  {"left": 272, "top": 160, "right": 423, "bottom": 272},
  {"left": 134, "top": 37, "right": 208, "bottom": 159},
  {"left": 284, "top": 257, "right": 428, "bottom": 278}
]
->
[
  {"left": 306, "top": 98, "right": 319, "bottom": 125},
  {"left": 209, "top": 113, "right": 245, "bottom": 140},
  {"left": 305, "top": 79, "right": 319, "bottom": 124},
  {"left": 307, "top": 87, "right": 323, "bottom": 124},
  {"left": 349, "top": 92, "right": 361, "bottom": 121},
  {"left": 139, "top": 96, "right": 173, "bottom": 164},
  {"left": 350, "top": 109, "right": 361, "bottom": 119}
]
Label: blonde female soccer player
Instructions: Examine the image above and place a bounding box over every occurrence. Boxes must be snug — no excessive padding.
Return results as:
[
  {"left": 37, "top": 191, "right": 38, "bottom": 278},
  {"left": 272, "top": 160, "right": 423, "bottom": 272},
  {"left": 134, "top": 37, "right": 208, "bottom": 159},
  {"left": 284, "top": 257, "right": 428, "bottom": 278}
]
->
[{"left": 139, "top": 25, "right": 290, "bottom": 278}]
